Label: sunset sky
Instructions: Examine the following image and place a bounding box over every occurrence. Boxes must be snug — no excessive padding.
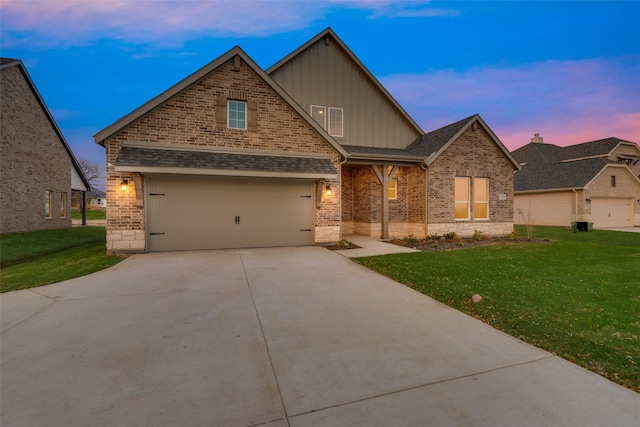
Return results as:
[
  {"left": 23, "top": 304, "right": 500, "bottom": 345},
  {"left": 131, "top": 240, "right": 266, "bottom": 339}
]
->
[{"left": 2, "top": 0, "right": 639, "bottom": 185}]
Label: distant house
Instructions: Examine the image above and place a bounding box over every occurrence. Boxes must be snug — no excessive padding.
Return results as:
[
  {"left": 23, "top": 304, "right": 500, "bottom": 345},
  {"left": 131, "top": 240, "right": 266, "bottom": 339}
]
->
[
  {"left": 88, "top": 189, "right": 107, "bottom": 209},
  {"left": 512, "top": 134, "right": 640, "bottom": 228},
  {"left": 94, "top": 28, "right": 519, "bottom": 254},
  {"left": 0, "top": 58, "right": 90, "bottom": 233}
]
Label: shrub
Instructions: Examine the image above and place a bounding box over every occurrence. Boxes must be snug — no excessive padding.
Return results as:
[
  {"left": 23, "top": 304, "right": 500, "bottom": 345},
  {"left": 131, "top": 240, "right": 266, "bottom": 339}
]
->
[
  {"left": 401, "top": 235, "right": 419, "bottom": 245},
  {"left": 509, "top": 231, "right": 519, "bottom": 241},
  {"left": 471, "top": 230, "right": 483, "bottom": 242},
  {"left": 428, "top": 233, "right": 441, "bottom": 242},
  {"left": 443, "top": 232, "right": 457, "bottom": 241}
]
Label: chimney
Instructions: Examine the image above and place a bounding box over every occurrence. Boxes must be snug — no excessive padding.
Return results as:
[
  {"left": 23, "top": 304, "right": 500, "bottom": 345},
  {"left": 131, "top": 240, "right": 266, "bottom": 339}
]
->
[{"left": 531, "top": 133, "right": 544, "bottom": 143}]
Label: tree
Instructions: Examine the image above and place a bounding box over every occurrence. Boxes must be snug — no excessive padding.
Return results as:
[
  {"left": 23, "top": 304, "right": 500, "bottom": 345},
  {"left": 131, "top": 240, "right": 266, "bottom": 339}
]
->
[{"left": 77, "top": 159, "right": 105, "bottom": 189}]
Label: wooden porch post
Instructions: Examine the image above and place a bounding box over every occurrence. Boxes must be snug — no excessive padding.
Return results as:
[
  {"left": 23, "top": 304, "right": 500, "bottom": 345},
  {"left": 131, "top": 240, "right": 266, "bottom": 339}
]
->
[{"left": 372, "top": 165, "right": 398, "bottom": 240}]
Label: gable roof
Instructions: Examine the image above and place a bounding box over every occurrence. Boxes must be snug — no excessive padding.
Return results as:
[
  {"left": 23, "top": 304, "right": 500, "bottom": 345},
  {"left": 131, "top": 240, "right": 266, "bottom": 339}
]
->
[
  {"left": 1, "top": 58, "right": 91, "bottom": 191},
  {"left": 512, "top": 137, "right": 640, "bottom": 192},
  {"left": 267, "top": 27, "right": 424, "bottom": 136},
  {"left": 93, "top": 47, "right": 348, "bottom": 157},
  {"left": 407, "top": 114, "right": 520, "bottom": 168}
]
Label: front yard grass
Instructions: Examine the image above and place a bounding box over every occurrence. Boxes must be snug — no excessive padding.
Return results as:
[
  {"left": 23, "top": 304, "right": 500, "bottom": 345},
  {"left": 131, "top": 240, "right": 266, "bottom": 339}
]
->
[
  {"left": 1, "top": 227, "right": 123, "bottom": 293},
  {"left": 354, "top": 226, "right": 640, "bottom": 392}
]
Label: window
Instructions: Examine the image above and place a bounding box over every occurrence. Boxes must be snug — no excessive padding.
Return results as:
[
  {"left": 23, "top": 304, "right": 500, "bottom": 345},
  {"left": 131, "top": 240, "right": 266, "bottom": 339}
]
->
[
  {"left": 310, "top": 105, "right": 343, "bottom": 137},
  {"left": 328, "top": 107, "right": 343, "bottom": 137},
  {"left": 60, "top": 192, "right": 67, "bottom": 218},
  {"left": 611, "top": 175, "right": 616, "bottom": 187},
  {"left": 311, "top": 105, "right": 326, "bottom": 129},
  {"left": 388, "top": 178, "right": 398, "bottom": 200},
  {"left": 455, "top": 177, "right": 470, "bottom": 220},
  {"left": 474, "top": 178, "right": 489, "bottom": 220},
  {"left": 45, "top": 191, "right": 52, "bottom": 218},
  {"left": 227, "top": 100, "right": 246, "bottom": 130}
]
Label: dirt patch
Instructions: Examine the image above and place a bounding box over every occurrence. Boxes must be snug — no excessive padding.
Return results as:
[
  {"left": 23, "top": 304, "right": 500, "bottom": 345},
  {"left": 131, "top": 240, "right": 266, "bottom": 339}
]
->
[
  {"left": 325, "top": 242, "right": 362, "bottom": 251},
  {"left": 390, "top": 236, "right": 550, "bottom": 252}
]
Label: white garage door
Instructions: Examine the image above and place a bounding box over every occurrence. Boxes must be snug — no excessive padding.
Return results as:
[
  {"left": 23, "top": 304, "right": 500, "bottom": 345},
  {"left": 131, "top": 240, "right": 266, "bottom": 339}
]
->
[
  {"left": 514, "top": 192, "right": 573, "bottom": 227},
  {"left": 591, "top": 198, "right": 632, "bottom": 228},
  {"left": 146, "top": 175, "right": 314, "bottom": 252}
]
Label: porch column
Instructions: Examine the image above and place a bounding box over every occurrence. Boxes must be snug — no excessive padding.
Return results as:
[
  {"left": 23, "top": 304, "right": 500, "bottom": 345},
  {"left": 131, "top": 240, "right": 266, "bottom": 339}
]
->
[{"left": 372, "top": 164, "right": 398, "bottom": 240}]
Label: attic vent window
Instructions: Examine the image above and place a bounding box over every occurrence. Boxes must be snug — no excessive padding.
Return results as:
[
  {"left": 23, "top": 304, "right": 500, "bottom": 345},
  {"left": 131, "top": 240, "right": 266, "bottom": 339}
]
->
[{"left": 611, "top": 175, "right": 616, "bottom": 187}]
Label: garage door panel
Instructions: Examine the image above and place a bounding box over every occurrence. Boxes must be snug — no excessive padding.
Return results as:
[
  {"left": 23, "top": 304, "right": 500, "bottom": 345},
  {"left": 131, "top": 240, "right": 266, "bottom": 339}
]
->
[
  {"left": 146, "top": 175, "right": 314, "bottom": 252},
  {"left": 591, "top": 198, "right": 632, "bottom": 228}
]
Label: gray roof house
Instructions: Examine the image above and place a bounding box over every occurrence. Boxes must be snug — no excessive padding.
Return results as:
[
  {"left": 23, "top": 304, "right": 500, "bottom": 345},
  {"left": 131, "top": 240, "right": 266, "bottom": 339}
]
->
[
  {"left": 512, "top": 134, "right": 640, "bottom": 228},
  {"left": 95, "top": 28, "right": 520, "bottom": 254},
  {"left": 1, "top": 58, "right": 90, "bottom": 233}
]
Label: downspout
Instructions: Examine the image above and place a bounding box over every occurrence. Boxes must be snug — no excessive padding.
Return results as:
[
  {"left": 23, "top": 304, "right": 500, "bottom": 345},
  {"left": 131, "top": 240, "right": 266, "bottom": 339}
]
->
[
  {"left": 421, "top": 161, "right": 428, "bottom": 237},
  {"left": 572, "top": 188, "right": 577, "bottom": 224}
]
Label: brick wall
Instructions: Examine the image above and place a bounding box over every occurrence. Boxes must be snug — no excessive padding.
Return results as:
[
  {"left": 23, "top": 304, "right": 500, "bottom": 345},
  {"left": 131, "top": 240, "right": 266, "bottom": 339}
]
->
[
  {"left": 341, "top": 165, "right": 426, "bottom": 238},
  {"left": 1, "top": 65, "right": 72, "bottom": 233},
  {"left": 104, "top": 57, "right": 342, "bottom": 253},
  {"left": 583, "top": 165, "right": 640, "bottom": 226},
  {"left": 426, "top": 125, "right": 515, "bottom": 236}
]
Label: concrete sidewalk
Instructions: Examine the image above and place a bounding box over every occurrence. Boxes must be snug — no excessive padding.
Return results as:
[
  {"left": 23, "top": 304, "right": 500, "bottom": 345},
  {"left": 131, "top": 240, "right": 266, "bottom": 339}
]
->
[
  {"left": 1, "top": 247, "right": 638, "bottom": 426},
  {"left": 333, "top": 234, "right": 420, "bottom": 257}
]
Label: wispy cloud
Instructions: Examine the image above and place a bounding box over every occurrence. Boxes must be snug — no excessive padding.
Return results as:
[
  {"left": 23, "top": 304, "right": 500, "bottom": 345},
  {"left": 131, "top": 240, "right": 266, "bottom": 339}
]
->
[
  {"left": 381, "top": 57, "right": 640, "bottom": 149},
  {"left": 0, "top": 0, "right": 446, "bottom": 48}
]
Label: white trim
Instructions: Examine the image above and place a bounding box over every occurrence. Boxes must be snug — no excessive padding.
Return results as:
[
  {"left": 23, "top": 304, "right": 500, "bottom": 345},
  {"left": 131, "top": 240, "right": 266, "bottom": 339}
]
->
[
  {"left": 310, "top": 105, "right": 326, "bottom": 129},
  {"left": 116, "top": 165, "right": 337, "bottom": 180},
  {"left": 227, "top": 100, "right": 247, "bottom": 130},
  {"left": 328, "top": 107, "right": 343, "bottom": 137}
]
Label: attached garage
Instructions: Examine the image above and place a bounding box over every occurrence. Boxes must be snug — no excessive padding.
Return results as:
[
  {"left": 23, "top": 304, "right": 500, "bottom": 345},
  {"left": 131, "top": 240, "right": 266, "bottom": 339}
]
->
[
  {"left": 146, "top": 175, "right": 315, "bottom": 252},
  {"left": 514, "top": 191, "right": 574, "bottom": 227},
  {"left": 591, "top": 198, "right": 632, "bottom": 228}
]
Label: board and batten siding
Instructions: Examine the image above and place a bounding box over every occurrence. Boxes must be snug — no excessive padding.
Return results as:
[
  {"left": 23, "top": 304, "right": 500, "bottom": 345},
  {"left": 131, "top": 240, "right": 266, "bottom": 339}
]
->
[
  {"left": 269, "top": 37, "right": 420, "bottom": 149},
  {"left": 514, "top": 191, "right": 574, "bottom": 227}
]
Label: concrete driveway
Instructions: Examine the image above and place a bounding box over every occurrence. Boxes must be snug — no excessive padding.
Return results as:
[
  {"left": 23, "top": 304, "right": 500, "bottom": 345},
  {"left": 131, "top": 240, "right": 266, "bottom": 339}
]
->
[{"left": 1, "top": 247, "right": 638, "bottom": 426}]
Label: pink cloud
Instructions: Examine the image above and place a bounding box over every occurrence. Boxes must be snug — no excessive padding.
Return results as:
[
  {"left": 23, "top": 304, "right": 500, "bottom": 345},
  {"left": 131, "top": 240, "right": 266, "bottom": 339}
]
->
[
  {"left": 381, "top": 57, "right": 640, "bottom": 149},
  {"left": 0, "top": 0, "right": 444, "bottom": 48}
]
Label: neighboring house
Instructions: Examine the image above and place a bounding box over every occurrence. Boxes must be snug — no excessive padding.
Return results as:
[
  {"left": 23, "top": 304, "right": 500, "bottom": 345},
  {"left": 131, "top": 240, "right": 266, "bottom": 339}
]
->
[
  {"left": 88, "top": 189, "right": 107, "bottom": 209},
  {"left": 512, "top": 134, "right": 640, "bottom": 228},
  {"left": 72, "top": 189, "right": 106, "bottom": 210},
  {"left": 95, "top": 28, "right": 519, "bottom": 254},
  {"left": 1, "top": 58, "right": 90, "bottom": 233}
]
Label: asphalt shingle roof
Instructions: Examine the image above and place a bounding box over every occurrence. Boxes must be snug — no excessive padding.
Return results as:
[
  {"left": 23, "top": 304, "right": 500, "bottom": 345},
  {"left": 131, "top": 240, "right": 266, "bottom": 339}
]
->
[
  {"left": 406, "top": 115, "right": 475, "bottom": 158},
  {"left": 115, "top": 147, "right": 337, "bottom": 175},
  {"left": 511, "top": 137, "right": 635, "bottom": 192}
]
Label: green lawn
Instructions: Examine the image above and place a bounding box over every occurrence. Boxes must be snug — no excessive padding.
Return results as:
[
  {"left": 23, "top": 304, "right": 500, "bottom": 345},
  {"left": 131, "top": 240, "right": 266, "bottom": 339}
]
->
[
  {"left": 355, "top": 226, "right": 640, "bottom": 392},
  {"left": 70, "top": 210, "right": 106, "bottom": 220},
  {"left": 1, "top": 227, "right": 123, "bottom": 293}
]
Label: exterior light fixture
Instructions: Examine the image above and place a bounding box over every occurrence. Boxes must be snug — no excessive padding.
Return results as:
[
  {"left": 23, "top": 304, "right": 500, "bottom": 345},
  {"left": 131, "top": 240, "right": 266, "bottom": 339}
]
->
[
  {"left": 585, "top": 198, "right": 591, "bottom": 204},
  {"left": 325, "top": 183, "right": 332, "bottom": 196},
  {"left": 120, "top": 179, "right": 129, "bottom": 191}
]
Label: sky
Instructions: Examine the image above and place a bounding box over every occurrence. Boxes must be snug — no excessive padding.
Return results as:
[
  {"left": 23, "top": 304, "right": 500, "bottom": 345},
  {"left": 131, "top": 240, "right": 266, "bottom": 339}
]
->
[{"left": 2, "top": 0, "right": 639, "bottom": 191}]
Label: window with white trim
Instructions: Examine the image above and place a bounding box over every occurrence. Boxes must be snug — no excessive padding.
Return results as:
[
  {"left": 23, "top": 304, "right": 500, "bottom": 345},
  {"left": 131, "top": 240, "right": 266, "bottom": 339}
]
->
[
  {"left": 455, "top": 177, "right": 470, "bottom": 220},
  {"left": 310, "top": 105, "right": 343, "bottom": 137},
  {"left": 311, "top": 105, "right": 326, "bottom": 129},
  {"left": 228, "top": 100, "right": 247, "bottom": 130},
  {"left": 388, "top": 178, "right": 398, "bottom": 200},
  {"left": 474, "top": 178, "right": 489, "bottom": 220},
  {"left": 328, "top": 107, "right": 343, "bottom": 137}
]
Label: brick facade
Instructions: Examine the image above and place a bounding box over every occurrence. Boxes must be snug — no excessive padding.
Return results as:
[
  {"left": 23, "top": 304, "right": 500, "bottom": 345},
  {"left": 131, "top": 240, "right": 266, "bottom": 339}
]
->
[
  {"left": 104, "top": 57, "right": 342, "bottom": 253},
  {"left": 426, "top": 125, "right": 515, "bottom": 237},
  {"left": 340, "top": 125, "right": 515, "bottom": 239},
  {"left": 581, "top": 166, "right": 640, "bottom": 226},
  {"left": 1, "top": 65, "right": 72, "bottom": 233}
]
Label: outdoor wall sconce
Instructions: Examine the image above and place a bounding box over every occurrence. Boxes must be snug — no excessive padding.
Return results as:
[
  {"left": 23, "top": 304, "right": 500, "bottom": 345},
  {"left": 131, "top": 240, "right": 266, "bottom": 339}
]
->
[
  {"left": 325, "top": 182, "right": 332, "bottom": 196},
  {"left": 585, "top": 198, "right": 591, "bottom": 204},
  {"left": 120, "top": 179, "right": 129, "bottom": 192},
  {"left": 637, "top": 199, "right": 640, "bottom": 204}
]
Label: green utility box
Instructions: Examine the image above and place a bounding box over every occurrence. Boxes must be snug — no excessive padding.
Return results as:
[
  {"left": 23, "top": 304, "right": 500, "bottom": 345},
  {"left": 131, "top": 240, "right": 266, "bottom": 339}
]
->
[{"left": 572, "top": 221, "right": 593, "bottom": 232}]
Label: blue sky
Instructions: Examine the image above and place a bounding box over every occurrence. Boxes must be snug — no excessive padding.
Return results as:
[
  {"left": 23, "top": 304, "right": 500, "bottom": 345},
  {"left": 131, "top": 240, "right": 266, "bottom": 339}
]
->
[{"left": 2, "top": 0, "right": 639, "bottom": 190}]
